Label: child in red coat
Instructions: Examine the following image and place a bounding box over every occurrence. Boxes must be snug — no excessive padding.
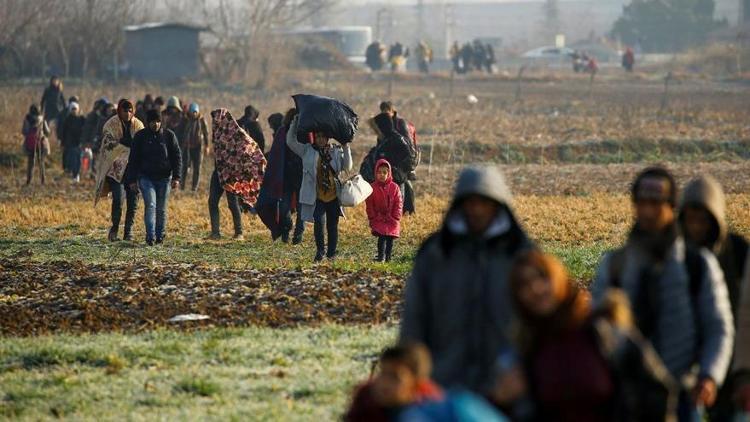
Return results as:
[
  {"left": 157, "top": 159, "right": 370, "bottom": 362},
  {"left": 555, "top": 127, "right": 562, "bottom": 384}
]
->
[{"left": 366, "top": 159, "right": 403, "bottom": 262}]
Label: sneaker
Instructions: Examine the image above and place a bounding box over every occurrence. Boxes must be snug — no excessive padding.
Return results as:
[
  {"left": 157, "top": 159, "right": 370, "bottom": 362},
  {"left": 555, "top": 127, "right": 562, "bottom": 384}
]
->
[
  {"left": 233, "top": 233, "right": 244, "bottom": 241},
  {"left": 73, "top": 175, "right": 80, "bottom": 183},
  {"left": 108, "top": 228, "right": 119, "bottom": 242},
  {"left": 314, "top": 252, "right": 325, "bottom": 262},
  {"left": 155, "top": 238, "right": 164, "bottom": 245},
  {"left": 146, "top": 239, "right": 154, "bottom": 246},
  {"left": 123, "top": 233, "right": 133, "bottom": 242},
  {"left": 208, "top": 233, "right": 222, "bottom": 240},
  {"left": 326, "top": 253, "right": 337, "bottom": 261},
  {"left": 292, "top": 234, "right": 303, "bottom": 245},
  {"left": 374, "top": 255, "right": 385, "bottom": 263}
]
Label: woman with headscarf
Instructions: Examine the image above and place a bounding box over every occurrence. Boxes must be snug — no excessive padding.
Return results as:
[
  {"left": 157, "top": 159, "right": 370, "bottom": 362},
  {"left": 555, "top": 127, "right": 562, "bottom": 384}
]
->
[
  {"left": 493, "top": 250, "right": 678, "bottom": 421},
  {"left": 94, "top": 99, "right": 144, "bottom": 242},
  {"left": 286, "top": 115, "right": 352, "bottom": 262},
  {"left": 208, "top": 108, "right": 266, "bottom": 240},
  {"left": 21, "top": 104, "right": 50, "bottom": 185}
]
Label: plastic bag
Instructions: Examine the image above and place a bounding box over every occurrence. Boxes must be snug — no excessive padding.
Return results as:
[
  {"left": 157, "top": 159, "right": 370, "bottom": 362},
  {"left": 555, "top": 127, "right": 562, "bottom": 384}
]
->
[{"left": 292, "top": 94, "right": 358, "bottom": 143}]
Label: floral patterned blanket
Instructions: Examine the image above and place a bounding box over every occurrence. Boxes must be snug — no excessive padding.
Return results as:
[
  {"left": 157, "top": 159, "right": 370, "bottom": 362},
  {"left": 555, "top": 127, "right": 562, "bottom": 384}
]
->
[{"left": 210, "top": 109, "right": 266, "bottom": 207}]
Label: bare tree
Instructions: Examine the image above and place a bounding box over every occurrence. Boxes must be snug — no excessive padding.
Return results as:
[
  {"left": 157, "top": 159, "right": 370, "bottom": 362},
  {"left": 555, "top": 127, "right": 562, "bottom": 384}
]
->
[{"left": 199, "top": 0, "right": 338, "bottom": 86}]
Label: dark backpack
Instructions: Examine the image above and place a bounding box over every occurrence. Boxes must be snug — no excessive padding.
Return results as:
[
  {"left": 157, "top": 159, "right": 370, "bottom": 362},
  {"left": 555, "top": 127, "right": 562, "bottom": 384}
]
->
[{"left": 608, "top": 246, "right": 705, "bottom": 340}]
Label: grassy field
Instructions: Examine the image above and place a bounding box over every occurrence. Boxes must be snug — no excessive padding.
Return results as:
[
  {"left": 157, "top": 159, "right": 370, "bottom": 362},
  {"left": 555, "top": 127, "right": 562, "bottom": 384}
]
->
[
  {"left": 1, "top": 74, "right": 750, "bottom": 419},
  {"left": 0, "top": 325, "right": 395, "bottom": 420}
]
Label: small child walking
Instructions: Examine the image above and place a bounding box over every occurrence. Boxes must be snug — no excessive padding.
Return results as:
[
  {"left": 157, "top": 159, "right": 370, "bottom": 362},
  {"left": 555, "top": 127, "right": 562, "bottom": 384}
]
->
[{"left": 366, "top": 159, "right": 403, "bottom": 262}]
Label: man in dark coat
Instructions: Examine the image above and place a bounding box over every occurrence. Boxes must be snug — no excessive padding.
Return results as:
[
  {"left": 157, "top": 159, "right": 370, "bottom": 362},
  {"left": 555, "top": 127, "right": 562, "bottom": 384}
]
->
[{"left": 237, "top": 105, "right": 266, "bottom": 153}]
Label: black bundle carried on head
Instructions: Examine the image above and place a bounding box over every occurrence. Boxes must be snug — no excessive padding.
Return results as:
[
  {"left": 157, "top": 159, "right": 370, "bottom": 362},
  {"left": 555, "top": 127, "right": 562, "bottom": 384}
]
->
[{"left": 292, "top": 94, "right": 358, "bottom": 144}]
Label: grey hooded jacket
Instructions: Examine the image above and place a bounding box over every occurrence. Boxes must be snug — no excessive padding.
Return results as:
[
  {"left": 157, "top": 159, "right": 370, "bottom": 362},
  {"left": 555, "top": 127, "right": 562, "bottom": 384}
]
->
[
  {"left": 592, "top": 234, "right": 734, "bottom": 387},
  {"left": 399, "top": 165, "right": 532, "bottom": 394}
]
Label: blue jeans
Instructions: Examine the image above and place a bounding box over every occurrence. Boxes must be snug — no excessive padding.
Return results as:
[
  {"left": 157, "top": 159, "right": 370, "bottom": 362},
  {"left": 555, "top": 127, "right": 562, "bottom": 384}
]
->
[
  {"left": 139, "top": 176, "right": 171, "bottom": 242},
  {"left": 313, "top": 198, "right": 340, "bottom": 258}
]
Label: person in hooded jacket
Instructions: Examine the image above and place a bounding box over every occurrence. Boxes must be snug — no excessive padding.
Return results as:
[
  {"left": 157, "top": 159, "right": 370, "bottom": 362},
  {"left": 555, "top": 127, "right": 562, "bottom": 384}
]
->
[
  {"left": 678, "top": 175, "right": 749, "bottom": 420},
  {"left": 495, "top": 250, "right": 679, "bottom": 422},
  {"left": 237, "top": 105, "right": 266, "bottom": 154},
  {"left": 181, "top": 103, "right": 210, "bottom": 191},
  {"left": 592, "top": 167, "right": 734, "bottom": 420},
  {"left": 286, "top": 115, "right": 352, "bottom": 262},
  {"left": 399, "top": 165, "right": 533, "bottom": 395},
  {"left": 366, "top": 159, "right": 402, "bottom": 263},
  {"left": 379, "top": 101, "right": 418, "bottom": 214},
  {"left": 368, "top": 113, "right": 413, "bottom": 187}
]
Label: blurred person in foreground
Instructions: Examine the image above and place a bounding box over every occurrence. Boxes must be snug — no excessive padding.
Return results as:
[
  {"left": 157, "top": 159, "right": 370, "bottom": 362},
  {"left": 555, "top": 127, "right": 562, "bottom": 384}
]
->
[
  {"left": 344, "top": 343, "right": 443, "bottom": 421},
  {"left": 493, "top": 250, "right": 678, "bottom": 421},
  {"left": 399, "top": 165, "right": 532, "bottom": 395},
  {"left": 592, "top": 166, "right": 734, "bottom": 419},
  {"left": 94, "top": 99, "right": 143, "bottom": 242},
  {"left": 678, "top": 175, "right": 750, "bottom": 420}
]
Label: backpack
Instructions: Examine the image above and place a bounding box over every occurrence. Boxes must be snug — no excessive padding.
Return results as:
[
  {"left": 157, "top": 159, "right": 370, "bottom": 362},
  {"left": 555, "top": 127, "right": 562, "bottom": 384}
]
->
[{"left": 608, "top": 246, "right": 705, "bottom": 340}]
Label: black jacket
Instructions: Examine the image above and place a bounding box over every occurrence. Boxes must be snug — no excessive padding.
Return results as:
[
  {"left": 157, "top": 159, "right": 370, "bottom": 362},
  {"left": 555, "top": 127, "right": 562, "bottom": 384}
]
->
[
  {"left": 124, "top": 127, "right": 182, "bottom": 184},
  {"left": 237, "top": 116, "right": 266, "bottom": 153},
  {"left": 61, "top": 115, "right": 85, "bottom": 148}
]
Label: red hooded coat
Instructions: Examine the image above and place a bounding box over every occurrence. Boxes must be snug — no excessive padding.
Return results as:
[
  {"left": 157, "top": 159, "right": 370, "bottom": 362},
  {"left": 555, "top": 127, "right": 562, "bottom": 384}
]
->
[{"left": 366, "top": 159, "right": 403, "bottom": 238}]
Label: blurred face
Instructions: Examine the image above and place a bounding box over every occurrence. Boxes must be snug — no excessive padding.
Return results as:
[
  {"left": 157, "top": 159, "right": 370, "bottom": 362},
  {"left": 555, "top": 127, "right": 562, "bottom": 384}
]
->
[
  {"left": 635, "top": 199, "right": 674, "bottom": 233},
  {"left": 376, "top": 165, "right": 390, "bottom": 182},
  {"left": 189, "top": 110, "right": 198, "bottom": 119},
  {"left": 149, "top": 120, "right": 161, "bottom": 132},
  {"left": 70, "top": 107, "right": 80, "bottom": 116},
  {"left": 118, "top": 106, "right": 134, "bottom": 123},
  {"left": 516, "top": 264, "right": 559, "bottom": 317},
  {"left": 314, "top": 132, "right": 329, "bottom": 148},
  {"left": 461, "top": 195, "right": 500, "bottom": 235},
  {"left": 372, "top": 361, "right": 417, "bottom": 408},
  {"left": 682, "top": 206, "right": 713, "bottom": 247}
]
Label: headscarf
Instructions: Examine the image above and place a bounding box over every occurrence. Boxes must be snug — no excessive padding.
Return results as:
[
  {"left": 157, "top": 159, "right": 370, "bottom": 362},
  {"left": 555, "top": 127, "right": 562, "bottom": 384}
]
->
[
  {"left": 94, "top": 114, "right": 144, "bottom": 205},
  {"left": 510, "top": 250, "right": 591, "bottom": 354},
  {"left": 210, "top": 108, "right": 266, "bottom": 207}
]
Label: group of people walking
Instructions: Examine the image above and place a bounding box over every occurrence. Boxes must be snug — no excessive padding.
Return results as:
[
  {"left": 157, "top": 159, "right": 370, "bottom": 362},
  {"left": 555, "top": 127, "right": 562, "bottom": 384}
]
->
[
  {"left": 347, "top": 166, "right": 750, "bottom": 421},
  {"left": 25, "top": 80, "right": 420, "bottom": 262},
  {"left": 450, "top": 39, "right": 497, "bottom": 75}
]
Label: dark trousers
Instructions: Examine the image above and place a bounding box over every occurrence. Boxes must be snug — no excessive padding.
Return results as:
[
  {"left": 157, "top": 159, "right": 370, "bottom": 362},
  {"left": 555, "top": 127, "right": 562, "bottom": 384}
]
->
[
  {"left": 181, "top": 146, "right": 202, "bottom": 191},
  {"left": 208, "top": 170, "right": 242, "bottom": 236},
  {"left": 65, "top": 146, "right": 81, "bottom": 178},
  {"left": 313, "top": 198, "right": 340, "bottom": 258},
  {"left": 280, "top": 189, "right": 305, "bottom": 241},
  {"left": 25, "top": 151, "right": 45, "bottom": 185},
  {"left": 108, "top": 177, "right": 138, "bottom": 236},
  {"left": 377, "top": 236, "right": 395, "bottom": 261}
]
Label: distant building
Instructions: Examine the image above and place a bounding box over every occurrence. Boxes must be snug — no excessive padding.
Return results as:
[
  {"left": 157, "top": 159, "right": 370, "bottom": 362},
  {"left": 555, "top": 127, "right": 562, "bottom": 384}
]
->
[{"left": 123, "top": 23, "right": 208, "bottom": 81}]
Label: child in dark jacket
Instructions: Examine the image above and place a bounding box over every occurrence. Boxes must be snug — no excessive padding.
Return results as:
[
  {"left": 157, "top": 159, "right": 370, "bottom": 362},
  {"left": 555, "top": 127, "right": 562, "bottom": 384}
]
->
[
  {"left": 344, "top": 343, "right": 443, "bottom": 422},
  {"left": 365, "top": 159, "right": 402, "bottom": 262}
]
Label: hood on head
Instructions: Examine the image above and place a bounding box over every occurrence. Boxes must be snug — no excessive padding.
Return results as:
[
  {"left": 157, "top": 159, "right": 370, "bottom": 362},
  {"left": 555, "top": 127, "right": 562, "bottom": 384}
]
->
[
  {"left": 374, "top": 158, "right": 392, "bottom": 184},
  {"left": 451, "top": 165, "right": 513, "bottom": 209},
  {"left": 679, "top": 175, "right": 727, "bottom": 253}
]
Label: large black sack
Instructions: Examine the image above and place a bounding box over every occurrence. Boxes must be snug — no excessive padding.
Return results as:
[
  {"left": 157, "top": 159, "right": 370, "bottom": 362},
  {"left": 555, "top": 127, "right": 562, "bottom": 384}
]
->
[{"left": 292, "top": 94, "right": 358, "bottom": 143}]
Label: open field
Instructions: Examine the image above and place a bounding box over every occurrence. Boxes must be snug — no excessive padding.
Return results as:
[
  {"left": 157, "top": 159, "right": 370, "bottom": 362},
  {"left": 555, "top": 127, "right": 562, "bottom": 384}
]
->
[{"left": 1, "top": 73, "right": 750, "bottom": 419}]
